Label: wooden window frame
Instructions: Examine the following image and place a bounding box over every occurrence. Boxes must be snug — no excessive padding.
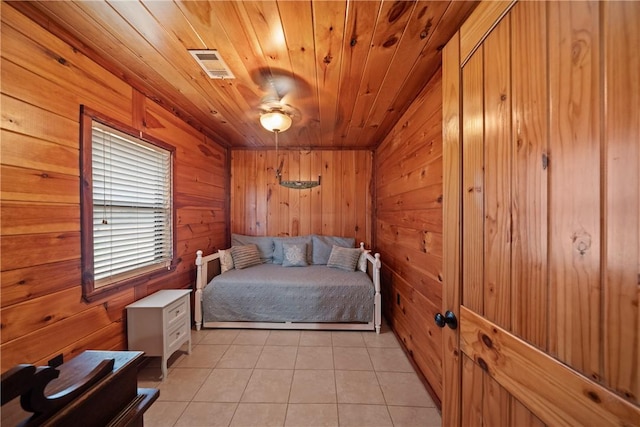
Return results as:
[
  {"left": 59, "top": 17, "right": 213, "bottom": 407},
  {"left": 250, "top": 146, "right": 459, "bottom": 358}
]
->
[{"left": 80, "top": 106, "right": 177, "bottom": 302}]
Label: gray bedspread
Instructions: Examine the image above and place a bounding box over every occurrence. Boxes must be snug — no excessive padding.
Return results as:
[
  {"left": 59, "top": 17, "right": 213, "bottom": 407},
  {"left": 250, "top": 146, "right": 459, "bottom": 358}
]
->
[{"left": 203, "top": 264, "right": 374, "bottom": 323}]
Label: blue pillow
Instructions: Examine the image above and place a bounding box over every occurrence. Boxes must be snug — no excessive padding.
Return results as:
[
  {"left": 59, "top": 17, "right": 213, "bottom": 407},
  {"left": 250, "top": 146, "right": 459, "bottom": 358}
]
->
[{"left": 311, "top": 235, "right": 356, "bottom": 264}]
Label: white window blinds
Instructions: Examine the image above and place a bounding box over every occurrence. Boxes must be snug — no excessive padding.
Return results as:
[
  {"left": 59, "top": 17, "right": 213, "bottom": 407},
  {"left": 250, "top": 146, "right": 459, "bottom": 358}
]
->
[{"left": 91, "top": 122, "right": 172, "bottom": 287}]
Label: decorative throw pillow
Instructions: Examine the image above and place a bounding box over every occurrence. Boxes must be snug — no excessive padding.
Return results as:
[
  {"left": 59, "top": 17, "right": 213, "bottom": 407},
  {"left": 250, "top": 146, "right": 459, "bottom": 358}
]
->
[
  {"left": 231, "top": 244, "right": 262, "bottom": 270},
  {"left": 327, "top": 245, "right": 361, "bottom": 271},
  {"left": 273, "top": 236, "right": 312, "bottom": 264},
  {"left": 218, "top": 248, "right": 234, "bottom": 273},
  {"left": 231, "top": 234, "right": 275, "bottom": 263},
  {"left": 358, "top": 250, "right": 371, "bottom": 273},
  {"left": 282, "top": 243, "right": 308, "bottom": 267}
]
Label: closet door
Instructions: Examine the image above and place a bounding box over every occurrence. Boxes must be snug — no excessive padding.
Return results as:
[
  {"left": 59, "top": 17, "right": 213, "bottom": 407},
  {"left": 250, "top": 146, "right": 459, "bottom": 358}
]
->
[{"left": 442, "top": 1, "right": 640, "bottom": 425}]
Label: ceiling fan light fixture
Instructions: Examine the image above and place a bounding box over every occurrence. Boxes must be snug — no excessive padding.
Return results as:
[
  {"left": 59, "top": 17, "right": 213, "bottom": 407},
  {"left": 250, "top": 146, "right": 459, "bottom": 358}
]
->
[{"left": 260, "top": 110, "right": 292, "bottom": 133}]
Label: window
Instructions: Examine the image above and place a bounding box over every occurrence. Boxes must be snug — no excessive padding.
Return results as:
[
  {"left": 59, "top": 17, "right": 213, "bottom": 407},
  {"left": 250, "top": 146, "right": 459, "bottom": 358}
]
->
[{"left": 80, "top": 107, "right": 175, "bottom": 300}]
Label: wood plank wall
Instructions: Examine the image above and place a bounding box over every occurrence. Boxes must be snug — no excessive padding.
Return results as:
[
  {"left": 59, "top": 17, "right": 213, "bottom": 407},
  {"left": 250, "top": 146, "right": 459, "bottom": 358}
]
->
[
  {"left": 0, "top": 4, "right": 228, "bottom": 372},
  {"left": 374, "top": 69, "right": 444, "bottom": 402},
  {"left": 230, "top": 150, "right": 372, "bottom": 245}
]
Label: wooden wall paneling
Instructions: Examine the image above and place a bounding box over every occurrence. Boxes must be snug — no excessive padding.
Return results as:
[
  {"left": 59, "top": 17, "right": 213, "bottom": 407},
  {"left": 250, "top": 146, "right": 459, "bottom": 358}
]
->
[
  {"left": 442, "top": 29, "right": 462, "bottom": 427},
  {"left": 312, "top": 1, "right": 346, "bottom": 147},
  {"left": 1, "top": 59, "right": 82, "bottom": 123},
  {"left": 265, "top": 150, "right": 279, "bottom": 236},
  {"left": 0, "top": 303, "right": 120, "bottom": 369},
  {"left": 0, "top": 260, "right": 81, "bottom": 308},
  {"left": 231, "top": 150, "right": 247, "bottom": 234},
  {"left": 277, "top": 153, "right": 291, "bottom": 235},
  {"left": 320, "top": 151, "right": 336, "bottom": 235},
  {"left": 1, "top": 287, "right": 95, "bottom": 343},
  {"left": 603, "top": 0, "right": 640, "bottom": 404},
  {"left": 1, "top": 95, "right": 79, "bottom": 150},
  {"left": 509, "top": 0, "right": 549, "bottom": 350},
  {"left": 482, "top": 16, "right": 511, "bottom": 329},
  {"left": 547, "top": 0, "right": 601, "bottom": 377},
  {"left": 309, "top": 150, "right": 323, "bottom": 235},
  {"left": 246, "top": 151, "right": 259, "bottom": 235},
  {"left": 1, "top": 6, "right": 132, "bottom": 125},
  {"left": 288, "top": 150, "right": 302, "bottom": 236},
  {"left": 461, "top": 46, "right": 484, "bottom": 314},
  {"left": 36, "top": 320, "right": 129, "bottom": 368},
  {"left": 296, "top": 150, "right": 311, "bottom": 237},
  {"left": 255, "top": 151, "right": 269, "bottom": 236}
]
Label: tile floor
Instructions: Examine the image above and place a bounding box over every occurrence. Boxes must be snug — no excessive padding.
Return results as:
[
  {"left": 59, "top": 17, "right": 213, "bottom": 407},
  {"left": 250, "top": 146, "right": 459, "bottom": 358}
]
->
[{"left": 139, "top": 325, "right": 441, "bottom": 427}]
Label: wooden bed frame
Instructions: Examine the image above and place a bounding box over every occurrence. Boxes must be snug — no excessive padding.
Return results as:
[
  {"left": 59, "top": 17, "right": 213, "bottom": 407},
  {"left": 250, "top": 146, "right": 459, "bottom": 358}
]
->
[{"left": 194, "top": 244, "right": 382, "bottom": 333}]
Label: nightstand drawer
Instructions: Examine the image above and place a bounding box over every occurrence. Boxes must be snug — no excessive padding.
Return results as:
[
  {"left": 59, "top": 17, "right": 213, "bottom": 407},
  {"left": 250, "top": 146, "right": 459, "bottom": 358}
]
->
[
  {"left": 166, "top": 321, "right": 190, "bottom": 355},
  {"left": 165, "top": 297, "right": 188, "bottom": 329}
]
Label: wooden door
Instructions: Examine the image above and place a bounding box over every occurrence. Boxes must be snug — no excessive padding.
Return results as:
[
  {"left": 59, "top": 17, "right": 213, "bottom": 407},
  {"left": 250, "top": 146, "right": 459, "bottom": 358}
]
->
[{"left": 442, "top": 1, "right": 640, "bottom": 425}]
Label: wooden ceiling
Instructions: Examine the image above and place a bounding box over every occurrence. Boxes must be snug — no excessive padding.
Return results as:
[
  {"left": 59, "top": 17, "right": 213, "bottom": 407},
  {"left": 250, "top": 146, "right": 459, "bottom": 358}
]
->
[{"left": 13, "top": 1, "right": 477, "bottom": 149}]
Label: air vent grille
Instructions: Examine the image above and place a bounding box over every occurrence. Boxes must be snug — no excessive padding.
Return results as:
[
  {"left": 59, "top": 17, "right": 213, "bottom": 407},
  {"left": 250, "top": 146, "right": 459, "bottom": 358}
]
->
[{"left": 189, "top": 49, "right": 235, "bottom": 79}]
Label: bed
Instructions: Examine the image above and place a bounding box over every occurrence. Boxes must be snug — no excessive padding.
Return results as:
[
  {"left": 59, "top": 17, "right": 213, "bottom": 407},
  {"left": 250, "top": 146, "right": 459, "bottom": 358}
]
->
[{"left": 194, "top": 234, "right": 382, "bottom": 333}]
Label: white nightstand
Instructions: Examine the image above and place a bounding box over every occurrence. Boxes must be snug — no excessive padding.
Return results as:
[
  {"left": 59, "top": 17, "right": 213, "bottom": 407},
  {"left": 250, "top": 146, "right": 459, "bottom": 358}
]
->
[{"left": 126, "top": 289, "right": 192, "bottom": 380}]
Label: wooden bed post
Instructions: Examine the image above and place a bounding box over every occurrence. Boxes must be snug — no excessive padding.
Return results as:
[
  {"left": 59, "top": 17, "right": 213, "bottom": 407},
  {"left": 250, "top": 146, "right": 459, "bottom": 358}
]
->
[{"left": 194, "top": 250, "right": 203, "bottom": 331}]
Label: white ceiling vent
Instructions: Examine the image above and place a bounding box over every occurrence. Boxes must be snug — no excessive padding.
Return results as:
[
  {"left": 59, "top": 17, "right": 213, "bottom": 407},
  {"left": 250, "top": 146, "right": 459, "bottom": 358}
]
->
[{"left": 189, "top": 49, "right": 235, "bottom": 79}]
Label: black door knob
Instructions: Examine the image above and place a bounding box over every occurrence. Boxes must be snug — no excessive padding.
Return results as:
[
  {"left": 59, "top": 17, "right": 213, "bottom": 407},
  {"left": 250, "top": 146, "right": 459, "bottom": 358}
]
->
[{"left": 434, "top": 311, "right": 458, "bottom": 330}]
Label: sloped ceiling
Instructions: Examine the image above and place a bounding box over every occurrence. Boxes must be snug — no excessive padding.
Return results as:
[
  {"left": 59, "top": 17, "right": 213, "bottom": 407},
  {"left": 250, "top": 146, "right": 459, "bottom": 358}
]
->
[{"left": 11, "top": 1, "right": 477, "bottom": 149}]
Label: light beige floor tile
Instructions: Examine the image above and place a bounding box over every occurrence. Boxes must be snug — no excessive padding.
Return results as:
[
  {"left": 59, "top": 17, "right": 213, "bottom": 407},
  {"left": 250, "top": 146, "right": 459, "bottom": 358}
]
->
[
  {"left": 266, "top": 330, "right": 301, "bottom": 346},
  {"left": 217, "top": 345, "right": 263, "bottom": 369},
  {"left": 290, "top": 370, "right": 337, "bottom": 404},
  {"left": 230, "top": 403, "right": 287, "bottom": 427},
  {"left": 295, "top": 346, "right": 334, "bottom": 370},
  {"left": 331, "top": 331, "right": 365, "bottom": 347},
  {"left": 285, "top": 403, "right": 338, "bottom": 427},
  {"left": 157, "top": 368, "right": 212, "bottom": 401},
  {"left": 376, "top": 372, "right": 434, "bottom": 407},
  {"left": 388, "top": 406, "right": 442, "bottom": 427},
  {"left": 143, "top": 400, "right": 187, "bottom": 427},
  {"left": 175, "top": 402, "right": 237, "bottom": 426},
  {"left": 193, "top": 368, "right": 253, "bottom": 402},
  {"left": 233, "top": 329, "right": 270, "bottom": 345},
  {"left": 333, "top": 347, "right": 373, "bottom": 371},
  {"left": 191, "top": 328, "right": 209, "bottom": 345},
  {"left": 175, "top": 344, "right": 228, "bottom": 368},
  {"left": 256, "top": 346, "right": 298, "bottom": 369},
  {"left": 337, "top": 404, "right": 393, "bottom": 427},
  {"left": 201, "top": 329, "right": 240, "bottom": 345},
  {"left": 241, "top": 369, "right": 294, "bottom": 403},
  {"left": 368, "top": 348, "right": 414, "bottom": 372},
  {"left": 335, "top": 370, "right": 385, "bottom": 404},
  {"left": 299, "top": 331, "right": 333, "bottom": 347},
  {"left": 363, "top": 331, "right": 400, "bottom": 348}
]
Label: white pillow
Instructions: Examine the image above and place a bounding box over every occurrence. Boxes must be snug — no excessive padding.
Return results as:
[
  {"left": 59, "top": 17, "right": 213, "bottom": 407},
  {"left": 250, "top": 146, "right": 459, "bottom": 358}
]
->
[
  {"left": 218, "top": 248, "right": 234, "bottom": 273},
  {"left": 358, "top": 250, "right": 371, "bottom": 272}
]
